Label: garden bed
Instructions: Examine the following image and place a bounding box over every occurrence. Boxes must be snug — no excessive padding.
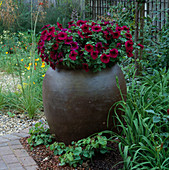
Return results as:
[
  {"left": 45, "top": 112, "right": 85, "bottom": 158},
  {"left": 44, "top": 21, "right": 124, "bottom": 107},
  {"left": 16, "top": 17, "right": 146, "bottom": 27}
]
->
[{"left": 20, "top": 137, "right": 123, "bottom": 170}]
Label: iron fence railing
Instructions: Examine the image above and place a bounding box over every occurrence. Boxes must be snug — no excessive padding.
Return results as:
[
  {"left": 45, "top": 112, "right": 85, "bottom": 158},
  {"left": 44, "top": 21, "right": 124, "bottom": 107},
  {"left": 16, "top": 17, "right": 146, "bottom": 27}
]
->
[{"left": 86, "top": 0, "right": 169, "bottom": 29}]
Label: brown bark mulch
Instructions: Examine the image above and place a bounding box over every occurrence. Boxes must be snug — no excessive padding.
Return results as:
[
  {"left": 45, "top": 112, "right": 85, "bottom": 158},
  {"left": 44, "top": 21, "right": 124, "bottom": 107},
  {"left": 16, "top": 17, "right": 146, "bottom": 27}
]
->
[{"left": 20, "top": 137, "right": 123, "bottom": 170}]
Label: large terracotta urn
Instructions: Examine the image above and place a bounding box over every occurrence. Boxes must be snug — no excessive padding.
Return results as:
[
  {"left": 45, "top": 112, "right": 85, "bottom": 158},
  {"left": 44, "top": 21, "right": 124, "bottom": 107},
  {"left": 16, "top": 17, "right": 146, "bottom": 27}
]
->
[{"left": 43, "top": 64, "right": 127, "bottom": 144}]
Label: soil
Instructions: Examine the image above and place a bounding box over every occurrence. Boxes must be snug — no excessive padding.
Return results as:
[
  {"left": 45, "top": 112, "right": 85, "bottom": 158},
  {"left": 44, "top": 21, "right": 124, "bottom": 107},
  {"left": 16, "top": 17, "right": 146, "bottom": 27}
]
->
[{"left": 20, "top": 137, "right": 123, "bottom": 170}]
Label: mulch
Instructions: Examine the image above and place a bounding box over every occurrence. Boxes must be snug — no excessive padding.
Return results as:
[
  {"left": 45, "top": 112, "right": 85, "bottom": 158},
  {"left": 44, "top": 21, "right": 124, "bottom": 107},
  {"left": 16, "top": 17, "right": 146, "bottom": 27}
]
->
[{"left": 20, "top": 137, "right": 123, "bottom": 170}]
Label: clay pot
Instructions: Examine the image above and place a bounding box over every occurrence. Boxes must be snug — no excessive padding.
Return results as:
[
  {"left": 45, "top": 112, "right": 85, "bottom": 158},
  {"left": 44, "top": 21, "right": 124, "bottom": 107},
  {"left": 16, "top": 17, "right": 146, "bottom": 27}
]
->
[{"left": 43, "top": 64, "right": 127, "bottom": 144}]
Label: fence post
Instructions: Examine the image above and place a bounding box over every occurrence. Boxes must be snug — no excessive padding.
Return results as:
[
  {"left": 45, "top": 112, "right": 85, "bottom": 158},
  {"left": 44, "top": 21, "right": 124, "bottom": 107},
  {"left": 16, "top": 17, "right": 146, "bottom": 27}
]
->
[
  {"left": 134, "top": 1, "right": 139, "bottom": 75},
  {"left": 134, "top": 0, "right": 145, "bottom": 75}
]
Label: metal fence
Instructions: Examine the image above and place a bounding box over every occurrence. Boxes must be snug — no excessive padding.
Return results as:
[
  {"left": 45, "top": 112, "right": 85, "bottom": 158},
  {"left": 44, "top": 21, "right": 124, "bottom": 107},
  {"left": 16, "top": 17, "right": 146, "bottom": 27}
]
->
[{"left": 87, "top": 0, "right": 169, "bottom": 29}]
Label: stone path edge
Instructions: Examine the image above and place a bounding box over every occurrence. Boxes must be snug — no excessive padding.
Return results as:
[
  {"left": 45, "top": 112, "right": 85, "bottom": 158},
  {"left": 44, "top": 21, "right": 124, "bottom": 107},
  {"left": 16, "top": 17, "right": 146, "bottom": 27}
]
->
[{"left": 0, "top": 128, "right": 39, "bottom": 170}]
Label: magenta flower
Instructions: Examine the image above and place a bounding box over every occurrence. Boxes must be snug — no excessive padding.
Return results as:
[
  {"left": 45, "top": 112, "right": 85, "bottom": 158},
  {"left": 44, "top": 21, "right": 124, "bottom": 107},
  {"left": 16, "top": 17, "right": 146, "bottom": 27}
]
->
[
  {"left": 58, "top": 32, "right": 68, "bottom": 40},
  {"left": 125, "top": 40, "right": 134, "bottom": 49},
  {"left": 116, "top": 43, "right": 121, "bottom": 48},
  {"left": 96, "top": 42, "right": 103, "bottom": 50},
  {"left": 78, "top": 31, "right": 84, "bottom": 38},
  {"left": 122, "top": 25, "right": 129, "bottom": 31},
  {"left": 77, "top": 20, "right": 86, "bottom": 26},
  {"left": 70, "top": 42, "right": 79, "bottom": 50},
  {"left": 91, "top": 51, "right": 99, "bottom": 60},
  {"left": 92, "top": 25, "right": 102, "bottom": 32},
  {"left": 137, "top": 44, "right": 144, "bottom": 49},
  {"left": 41, "top": 24, "right": 50, "bottom": 29},
  {"left": 50, "top": 61, "right": 55, "bottom": 70},
  {"left": 167, "top": 109, "right": 169, "bottom": 115},
  {"left": 112, "top": 31, "right": 120, "bottom": 39},
  {"left": 82, "top": 63, "right": 89, "bottom": 72},
  {"left": 41, "top": 29, "right": 48, "bottom": 35},
  {"left": 81, "top": 24, "right": 90, "bottom": 33},
  {"left": 57, "top": 22, "right": 63, "bottom": 29},
  {"left": 52, "top": 43, "right": 59, "bottom": 50},
  {"left": 100, "top": 54, "right": 110, "bottom": 63},
  {"left": 125, "top": 33, "right": 132, "bottom": 39},
  {"left": 69, "top": 50, "right": 78, "bottom": 60},
  {"left": 49, "top": 27, "right": 55, "bottom": 33},
  {"left": 109, "top": 49, "right": 118, "bottom": 58},
  {"left": 127, "top": 53, "right": 133, "bottom": 57},
  {"left": 65, "top": 37, "right": 73, "bottom": 44},
  {"left": 85, "top": 44, "right": 94, "bottom": 52}
]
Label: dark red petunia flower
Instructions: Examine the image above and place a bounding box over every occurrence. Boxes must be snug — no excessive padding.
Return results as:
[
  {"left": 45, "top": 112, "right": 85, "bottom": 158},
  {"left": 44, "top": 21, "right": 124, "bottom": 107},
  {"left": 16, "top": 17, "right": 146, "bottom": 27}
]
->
[
  {"left": 122, "top": 25, "right": 130, "bottom": 31},
  {"left": 41, "top": 29, "right": 48, "bottom": 35},
  {"left": 70, "top": 42, "right": 79, "bottom": 50},
  {"left": 68, "top": 21, "right": 74, "bottom": 25},
  {"left": 105, "top": 33, "right": 111, "bottom": 40},
  {"left": 81, "top": 24, "right": 90, "bottom": 33},
  {"left": 84, "top": 31, "right": 92, "bottom": 38},
  {"left": 49, "top": 27, "right": 55, "bottom": 33},
  {"left": 125, "top": 40, "right": 134, "bottom": 49},
  {"left": 112, "top": 31, "right": 120, "bottom": 39},
  {"left": 100, "top": 53, "right": 110, "bottom": 63},
  {"left": 116, "top": 26, "right": 122, "bottom": 32},
  {"left": 50, "top": 51, "right": 57, "bottom": 61},
  {"left": 126, "top": 47, "right": 133, "bottom": 54},
  {"left": 78, "top": 50, "right": 84, "bottom": 56},
  {"left": 167, "top": 109, "right": 169, "bottom": 115},
  {"left": 78, "top": 31, "right": 84, "bottom": 38},
  {"left": 65, "top": 37, "right": 73, "bottom": 44},
  {"left": 127, "top": 52, "right": 133, "bottom": 57},
  {"left": 109, "top": 48, "right": 118, "bottom": 58},
  {"left": 82, "top": 63, "right": 89, "bottom": 72},
  {"left": 95, "top": 42, "right": 103, "bottom": 51},
  {"left": 137, "top": 44, "right": 144, "bottom": 49},
  {"left": 52, "top": 43, "right": 59, "bottom": 50},
  {"left": 125, "top": 33, "right": 132, "bottom": 39},
  {"left": 116, "top": 43, "right": 121, "bottom": 48},
  {"left": 38, "top": 41, "right": 45, "bottom": 47},
  {"left": 77, "top": 20, "right": 87, "bottom": 26},
  {"left": 57, "top": 32, "right": 68, "bottom": 40},
  {"left": 69, "top": 50, "right": 78, "bottom": 60},
  {"left": 57, "top": 22, "right": 63, "bottom": 30},
  {"left": 85, "top": 44, "right": 94, "bottom": 52},
  {"left": 91, "top": 22, "right": 96, "bottom": 26},
  {"left": 41, "top": 24, "right": 50, "bottom": 30},
  {"left": 91, "top": 51, "right": 99, "bottom": 60},
  {"left": 92, "top": 25, "right": 102, "bottom": 32},
  {"left": 50, "top": 61, "right": 55, "bottom": 70}
]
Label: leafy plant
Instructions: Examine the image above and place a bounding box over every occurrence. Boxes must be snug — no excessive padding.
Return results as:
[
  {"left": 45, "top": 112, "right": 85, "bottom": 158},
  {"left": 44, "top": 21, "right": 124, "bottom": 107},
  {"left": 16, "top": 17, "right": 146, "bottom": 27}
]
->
[
  {"left": 111, "top": 68, "right": 169, "bottom": 169},
  {"left": 28, "top": 122, "right": 55, "bottom": 150},
  {"left": 50, "top": 131, "right": 112, "bottom": 168}
]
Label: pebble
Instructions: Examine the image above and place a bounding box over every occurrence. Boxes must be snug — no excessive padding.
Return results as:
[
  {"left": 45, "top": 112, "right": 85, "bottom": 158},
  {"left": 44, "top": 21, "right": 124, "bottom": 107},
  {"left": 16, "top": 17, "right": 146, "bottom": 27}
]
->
[
  {"left": 0, "top": 71, "right": 20, "bottom": 92},
  {"left": 0, "top": 111, "right": 47, "bottom": 136}
]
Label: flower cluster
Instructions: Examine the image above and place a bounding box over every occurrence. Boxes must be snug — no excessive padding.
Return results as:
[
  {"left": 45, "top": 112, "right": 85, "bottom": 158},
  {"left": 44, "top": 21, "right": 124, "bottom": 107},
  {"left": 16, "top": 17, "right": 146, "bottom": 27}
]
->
[{"left": 38, "top": 20, "right": 142, "bottom": 72}]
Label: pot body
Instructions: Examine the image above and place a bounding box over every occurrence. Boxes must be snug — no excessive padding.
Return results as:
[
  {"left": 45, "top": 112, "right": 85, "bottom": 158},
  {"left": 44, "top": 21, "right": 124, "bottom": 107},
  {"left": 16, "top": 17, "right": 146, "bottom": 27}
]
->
[{"left": 43, "top": 64, "right": 127, "bottom": 144}]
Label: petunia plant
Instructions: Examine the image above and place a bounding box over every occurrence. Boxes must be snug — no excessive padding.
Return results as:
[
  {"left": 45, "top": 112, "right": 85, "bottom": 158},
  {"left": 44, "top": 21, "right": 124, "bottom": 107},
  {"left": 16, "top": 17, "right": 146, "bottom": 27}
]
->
[{"left": 38, "top": 20, "right": 143, "bottom": 72}]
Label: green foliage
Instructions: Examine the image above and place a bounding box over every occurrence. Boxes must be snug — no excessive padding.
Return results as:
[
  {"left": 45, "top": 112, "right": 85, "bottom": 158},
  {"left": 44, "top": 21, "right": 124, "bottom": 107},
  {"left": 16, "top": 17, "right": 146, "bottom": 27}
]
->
[
  {"left": 28, "top": 122, "right": 55, "bottom": 150},
  {"left": 112, "top": 68, "right": 169, "bottom": 169},
  {"left": 0, "top": 0, "right": 83, "bottom": 33},
  {"left": 105, "top": 2, "right": 135, "bottom": 33},
  {"left": 50, "top": 132, "right": 112, "bottom": 167},
  {"left": 143, "top": 16, "right": 169, "bottom": 71}
]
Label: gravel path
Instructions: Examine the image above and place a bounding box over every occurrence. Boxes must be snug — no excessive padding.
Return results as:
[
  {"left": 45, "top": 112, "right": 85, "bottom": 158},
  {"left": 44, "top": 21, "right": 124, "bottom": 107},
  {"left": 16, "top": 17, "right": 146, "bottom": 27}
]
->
[
  {"left": 0, "top": 71, "right": 46, "bottom": 136},
  {"left": 0, "top": 71, "right": 20, "bottom": 92}
]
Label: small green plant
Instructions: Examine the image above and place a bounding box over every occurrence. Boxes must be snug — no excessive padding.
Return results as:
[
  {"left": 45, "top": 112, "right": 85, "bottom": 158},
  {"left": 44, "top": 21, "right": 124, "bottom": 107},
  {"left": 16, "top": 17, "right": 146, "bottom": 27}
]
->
[
  {"left": 50, "top": 132, "right": 112, "bottom": 168},
  {"left": 28, "top": 122, "right": 55, "bottom": 150},
  {"left": 7, "top": 111, "right": 15, "bottom": 118}
]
